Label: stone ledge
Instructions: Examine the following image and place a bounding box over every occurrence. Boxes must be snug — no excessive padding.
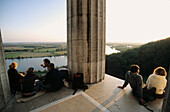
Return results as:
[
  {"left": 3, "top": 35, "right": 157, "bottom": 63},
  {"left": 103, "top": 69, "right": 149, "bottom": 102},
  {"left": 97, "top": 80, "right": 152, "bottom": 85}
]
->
[{"left": 27, "top": 75, "right": 163, "bottom": 112}]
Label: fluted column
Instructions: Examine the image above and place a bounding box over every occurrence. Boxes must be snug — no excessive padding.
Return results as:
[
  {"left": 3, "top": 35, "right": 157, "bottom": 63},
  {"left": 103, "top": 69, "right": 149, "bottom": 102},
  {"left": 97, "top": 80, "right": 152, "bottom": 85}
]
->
[
  {"left": 161, "top": 66, "right": 170, "bottom": 112},
  {"left": 67, "top": 0, "right": 106, "bottom": 83},
  {"left": 0, "top": 30, "right": 11, "bottom": 111}
]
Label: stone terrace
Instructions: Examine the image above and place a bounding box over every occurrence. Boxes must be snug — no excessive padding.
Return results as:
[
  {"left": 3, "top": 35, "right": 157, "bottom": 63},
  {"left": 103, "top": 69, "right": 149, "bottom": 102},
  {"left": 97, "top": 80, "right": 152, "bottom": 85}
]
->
[{"left": 3, "top": 75, "right": 163, "bottom": 112}]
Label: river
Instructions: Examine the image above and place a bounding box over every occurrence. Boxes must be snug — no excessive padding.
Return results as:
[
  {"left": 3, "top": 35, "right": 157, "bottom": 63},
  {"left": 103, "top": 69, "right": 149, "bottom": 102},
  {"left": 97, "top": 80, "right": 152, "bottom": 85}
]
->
[{"left": 6, "top": 56, "right": 67, "bottom": 72}]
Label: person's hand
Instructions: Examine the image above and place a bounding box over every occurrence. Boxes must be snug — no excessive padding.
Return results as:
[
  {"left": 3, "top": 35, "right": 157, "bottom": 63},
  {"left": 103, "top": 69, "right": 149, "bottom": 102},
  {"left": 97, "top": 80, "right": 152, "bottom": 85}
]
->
[
  {"left": 41, "top": 64, "right": 44, "bottom": 67},
  {"left": 117, "top": 86, "right": 124, "bottom": 89},
  {"left": 19, "top": 73, "right": 25, "bottom": 77}
]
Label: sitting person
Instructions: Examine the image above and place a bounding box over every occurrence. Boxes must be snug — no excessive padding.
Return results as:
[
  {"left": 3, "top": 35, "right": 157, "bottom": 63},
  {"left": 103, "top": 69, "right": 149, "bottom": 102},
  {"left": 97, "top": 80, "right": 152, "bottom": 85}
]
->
[
  {"left": 8, "top": 62, "right": 24, "bottom": 96},
  {"left": 40, "top": 58, "right": 51, "bottom": 79},
  {"left": 42, "top": 63, "right": 63, "bottom": 92},
  {"left": 22, "top": 67, "right": 41, "bottom": 97},
  {"left": 41, "top": 58, "right": 50, "bottom": 68},
  {"left": 118, "top": 65, "right": 144, "bottom": 104},
  {"left": 146, "top": 67, "right": 167, "bottom": 98}
]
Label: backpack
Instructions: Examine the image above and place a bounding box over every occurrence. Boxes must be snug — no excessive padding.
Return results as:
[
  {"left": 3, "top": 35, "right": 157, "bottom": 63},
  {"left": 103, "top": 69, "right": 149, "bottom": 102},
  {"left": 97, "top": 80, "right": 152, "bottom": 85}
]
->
[{"left": 72, "top": 73, "right": 88, "bottom": 95}]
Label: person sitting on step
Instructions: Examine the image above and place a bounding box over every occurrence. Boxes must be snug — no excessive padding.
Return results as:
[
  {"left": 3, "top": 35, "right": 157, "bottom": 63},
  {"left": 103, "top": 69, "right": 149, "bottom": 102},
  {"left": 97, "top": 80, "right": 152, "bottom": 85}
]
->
[
  {"left": 22, "top": 67, "right": 41, "bottom": 97},
  {"left": 8, "top": 62, "right": 24, "bottom": 96},
  {"left": 41, "top": 58, "right": 50, "bottom": 68},
  {"left": 118, "top": 65, "right": 145, "bottom": 105},
  {"left": 41, "top": 63, "right": 63, "bottom": 92},
  {"left": 146, "top": 66, "right": 167, "bottom": 98}
]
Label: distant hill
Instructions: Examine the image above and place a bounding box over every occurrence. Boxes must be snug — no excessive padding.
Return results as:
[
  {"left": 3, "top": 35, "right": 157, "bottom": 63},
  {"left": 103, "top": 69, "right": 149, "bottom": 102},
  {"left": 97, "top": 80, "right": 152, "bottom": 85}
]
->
[{"left": 106, "top": 37, "right": 170, "bottom": 82}]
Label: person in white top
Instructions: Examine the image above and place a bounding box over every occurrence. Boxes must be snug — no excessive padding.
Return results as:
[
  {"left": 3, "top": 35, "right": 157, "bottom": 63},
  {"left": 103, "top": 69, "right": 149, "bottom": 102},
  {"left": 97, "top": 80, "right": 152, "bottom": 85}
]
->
[{"left": 146, "top": 67, "right": 167, "bottom": 98}]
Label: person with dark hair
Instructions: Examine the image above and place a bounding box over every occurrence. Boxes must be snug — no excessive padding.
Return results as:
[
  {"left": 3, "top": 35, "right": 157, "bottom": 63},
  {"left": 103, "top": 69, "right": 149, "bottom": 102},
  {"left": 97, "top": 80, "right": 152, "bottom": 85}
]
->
[
  {"left": 146, "top": 67, "right": 167, "bottom": 98},
  {"left": 118, "top": 65, "right": 144, "bottom": 104},
  {"left": 8, "top": 62, "right": 24, "bottom": 96},
  {"left": 42, "top": 63, "right": 63, "bottom": 92},
  {"left": 41, "top": 58, "right": 50, "bottom": 68},
  {"left": 22, "top": 67, "right": 41, "bottom": 97}
]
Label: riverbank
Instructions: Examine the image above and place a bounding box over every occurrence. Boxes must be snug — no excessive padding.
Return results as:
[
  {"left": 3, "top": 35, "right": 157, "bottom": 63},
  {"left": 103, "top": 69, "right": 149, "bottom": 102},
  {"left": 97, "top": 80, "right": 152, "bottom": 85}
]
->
[
  {"left": 19, "top": 70, "right": 48, "bottom": 76},
  {"left": 5, "top": 51, "right": 67, "bottom": 59}
]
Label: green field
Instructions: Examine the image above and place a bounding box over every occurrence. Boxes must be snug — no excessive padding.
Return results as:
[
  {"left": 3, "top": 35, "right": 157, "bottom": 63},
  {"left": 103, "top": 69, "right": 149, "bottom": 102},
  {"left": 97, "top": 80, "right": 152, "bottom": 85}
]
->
[
  {"left": 4, "top": 43, "right": 67, "bottom": 59},
  {"left": 5, "top": 52, "right": 23, "bottom": 59},
  {"left": 34, "top": 48, "right": 57, "bottom": 52}
]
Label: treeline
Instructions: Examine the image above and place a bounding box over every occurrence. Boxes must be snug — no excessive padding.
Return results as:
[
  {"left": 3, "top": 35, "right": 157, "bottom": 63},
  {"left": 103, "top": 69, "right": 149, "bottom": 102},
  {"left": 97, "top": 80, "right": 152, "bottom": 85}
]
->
[
  {"left": 56, "top": 48, "right": 67, "bottom": 51},
  {"left": 4, "top": 48, "right": 67, "bottom": 53},
  {"left": 5, "top": 49, "right": 31, "bottom": 52},
  {"left": 106, "top": 37, "right": 170, "bottom": 82}
]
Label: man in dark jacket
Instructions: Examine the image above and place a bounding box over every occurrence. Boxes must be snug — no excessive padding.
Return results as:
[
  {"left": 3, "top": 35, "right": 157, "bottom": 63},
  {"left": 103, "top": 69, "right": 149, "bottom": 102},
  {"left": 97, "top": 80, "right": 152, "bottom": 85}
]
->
[
  {"left": 118, "top": 65, "right": 144, "bottom": 105},
  {"left": 42, "top": 63, "right": 63, "bottom": 92}
]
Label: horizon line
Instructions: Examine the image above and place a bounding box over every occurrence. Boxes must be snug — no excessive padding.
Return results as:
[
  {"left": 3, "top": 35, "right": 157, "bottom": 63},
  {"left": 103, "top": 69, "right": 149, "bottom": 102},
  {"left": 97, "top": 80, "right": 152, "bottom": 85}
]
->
[{"left": 3, "top": 41, "right": 145, "bottom": 44}]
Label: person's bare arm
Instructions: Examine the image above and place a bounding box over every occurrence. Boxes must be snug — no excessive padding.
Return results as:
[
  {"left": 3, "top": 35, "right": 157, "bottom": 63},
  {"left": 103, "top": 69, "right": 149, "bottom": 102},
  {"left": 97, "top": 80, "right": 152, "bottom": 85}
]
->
[
  {"left": 19, "top": 73, "right": 25, "bottom": 77},
  {"left": 117, "top": 86, "right": 124, "bottom": 89},
  {"left": 118, "top": 72, "right": 129, "bottom": 89},
  {"left": 41, "top": 64, "right": 46, "bottom": 68}
]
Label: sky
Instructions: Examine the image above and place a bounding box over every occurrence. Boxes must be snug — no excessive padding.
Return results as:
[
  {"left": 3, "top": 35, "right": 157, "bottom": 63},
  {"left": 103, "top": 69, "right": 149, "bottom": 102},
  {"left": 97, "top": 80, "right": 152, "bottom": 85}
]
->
[{"left": 0, "top": 0, "right": 170, "bottom": 43}]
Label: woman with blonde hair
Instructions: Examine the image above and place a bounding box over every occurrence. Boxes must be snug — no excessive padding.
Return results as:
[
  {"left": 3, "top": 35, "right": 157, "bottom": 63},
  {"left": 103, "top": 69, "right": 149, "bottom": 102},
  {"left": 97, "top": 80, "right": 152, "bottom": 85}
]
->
[
  {"left": 8, "top": 62, "right": 23, "bottom": 95},
  {"left": 146, "top": 67, "right": 167, "bottom": 98}
]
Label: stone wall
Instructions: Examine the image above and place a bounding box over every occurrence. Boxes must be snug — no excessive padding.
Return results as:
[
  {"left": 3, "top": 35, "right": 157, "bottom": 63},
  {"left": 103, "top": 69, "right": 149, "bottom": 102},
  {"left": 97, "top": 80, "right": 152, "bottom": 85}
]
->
[
  {"left": 161, "top": 66, "right": 170, "bottom": 112},
  {"left": 0, "top": 30, "right": 11, "bottom": 111},
  {"left": 67, "top": 0, "right": 106, "bottom": 83}
]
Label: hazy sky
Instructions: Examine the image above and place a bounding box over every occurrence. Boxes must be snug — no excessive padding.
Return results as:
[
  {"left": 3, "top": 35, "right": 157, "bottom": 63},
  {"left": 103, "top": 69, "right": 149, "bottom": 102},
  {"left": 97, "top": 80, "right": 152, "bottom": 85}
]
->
[{"left": 1, "top": 0, "right": 170, "bottom": 43}]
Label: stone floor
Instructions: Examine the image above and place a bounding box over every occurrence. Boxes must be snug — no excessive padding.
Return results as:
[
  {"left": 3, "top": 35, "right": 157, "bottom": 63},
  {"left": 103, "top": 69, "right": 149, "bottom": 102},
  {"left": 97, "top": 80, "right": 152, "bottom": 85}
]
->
[{"left": 3, "top": 75, "right": 163, "bottom": 112}]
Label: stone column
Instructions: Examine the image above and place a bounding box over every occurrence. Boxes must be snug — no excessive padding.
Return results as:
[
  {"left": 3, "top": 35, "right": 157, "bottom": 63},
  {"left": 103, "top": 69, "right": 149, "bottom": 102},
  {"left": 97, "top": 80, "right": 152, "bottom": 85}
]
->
[
  {"left": 161, "top": 66, "right": 170, "bottom": 112},
  {"left": 67, "top": 0, "right": 106, "bottom": 83},
  {"left": 0, "top": 30, "right": 11, "bottom": 111}
]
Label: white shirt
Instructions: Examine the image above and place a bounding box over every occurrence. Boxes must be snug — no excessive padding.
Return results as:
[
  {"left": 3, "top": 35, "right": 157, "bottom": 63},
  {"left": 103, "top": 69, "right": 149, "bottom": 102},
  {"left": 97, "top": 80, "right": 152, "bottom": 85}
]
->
[{"left": 146, "top": 73, "right": 167, "bottom": 94}]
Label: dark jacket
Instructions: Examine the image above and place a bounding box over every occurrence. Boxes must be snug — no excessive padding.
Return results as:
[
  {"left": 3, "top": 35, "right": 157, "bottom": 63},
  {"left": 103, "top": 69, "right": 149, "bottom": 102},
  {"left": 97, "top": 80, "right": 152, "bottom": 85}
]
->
[
  {"left": 123, "top": 71, "right": 143, "bottom": 99},
  {"left": 22, "top": 73, "right": 40, "bottom": 93},
  {"left": 8, "top": 68, "right": 22, "bottom": 91},
  {"left": 43, "top": 69, "right": 63, "bottom": 90}
]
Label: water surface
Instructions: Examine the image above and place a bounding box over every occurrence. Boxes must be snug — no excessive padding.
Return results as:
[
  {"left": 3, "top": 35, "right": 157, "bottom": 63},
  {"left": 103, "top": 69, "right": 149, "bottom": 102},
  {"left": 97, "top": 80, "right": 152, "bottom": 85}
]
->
[{"left": 6, "top": 56, "right": 67, "bottom": 72}]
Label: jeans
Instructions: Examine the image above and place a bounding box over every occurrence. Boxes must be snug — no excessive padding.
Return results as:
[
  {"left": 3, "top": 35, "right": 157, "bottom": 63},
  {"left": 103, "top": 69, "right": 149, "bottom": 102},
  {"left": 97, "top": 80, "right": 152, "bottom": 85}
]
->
[{"left": 40, "top": 81, "right": 62, "bottom": 92}]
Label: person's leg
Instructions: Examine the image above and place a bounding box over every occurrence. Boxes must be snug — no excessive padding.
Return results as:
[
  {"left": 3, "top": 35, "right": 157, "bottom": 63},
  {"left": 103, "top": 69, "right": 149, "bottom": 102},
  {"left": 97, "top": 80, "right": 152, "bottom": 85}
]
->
[
  {"left": 33, "top": 81, "right": 42, "bottom": 94},
  {"left": 156, "top": 93, "right": 165, "bottom": 98},
  {"left": 41, "top": 83, "right": 53, "bottom": 91},
  {"left": 143, "top": 87, "right": 156, "bottom": 102},
  {"left": 11, "top": 89, "right": 16, "bottom": 98}
]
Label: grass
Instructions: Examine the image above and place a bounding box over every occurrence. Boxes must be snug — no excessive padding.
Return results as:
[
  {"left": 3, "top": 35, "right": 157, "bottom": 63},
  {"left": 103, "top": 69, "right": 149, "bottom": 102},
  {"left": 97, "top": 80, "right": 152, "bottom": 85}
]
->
[
  {"left": 5, "top": 51, "right": 67, "bottom": 59},
  {"left": 54, "top": 51, "right": 67, "bottom": 55},
  {"left": 5, "top": 52, "right": 23, "bottom": 59},
  {"left": 34, "top": 48, "right": 57, "bottom": 53},
  {"left": 4, "top": 47, "right": 33, "bottom": 50},
  {"left": 19, "top": 52, "right": 52, "bottom": 58},
  {"left": 4, "top": 43, "right": 67, "bottom": 59}
]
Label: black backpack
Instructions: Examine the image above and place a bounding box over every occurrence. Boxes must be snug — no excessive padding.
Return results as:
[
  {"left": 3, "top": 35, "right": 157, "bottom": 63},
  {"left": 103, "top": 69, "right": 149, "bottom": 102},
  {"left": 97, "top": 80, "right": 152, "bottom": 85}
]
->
[{"left": 72, "top": 73, "right": 88, "bottom": 95}]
